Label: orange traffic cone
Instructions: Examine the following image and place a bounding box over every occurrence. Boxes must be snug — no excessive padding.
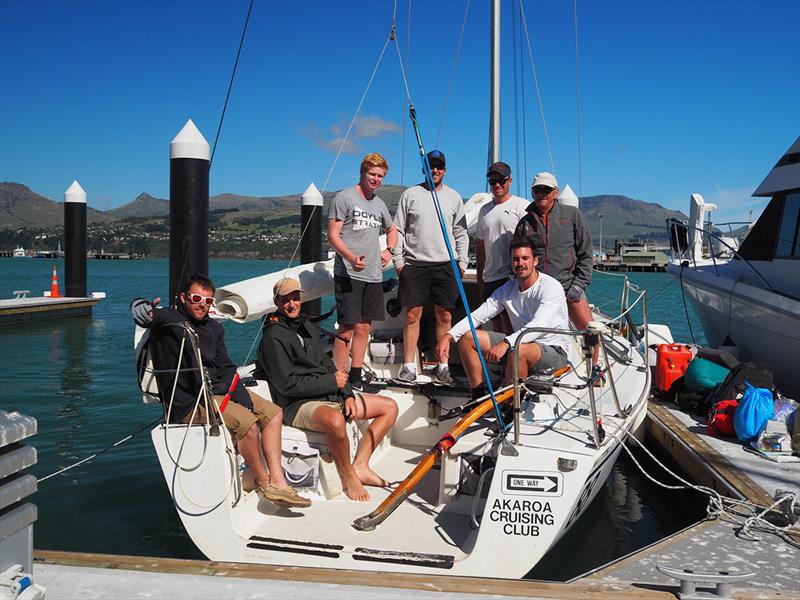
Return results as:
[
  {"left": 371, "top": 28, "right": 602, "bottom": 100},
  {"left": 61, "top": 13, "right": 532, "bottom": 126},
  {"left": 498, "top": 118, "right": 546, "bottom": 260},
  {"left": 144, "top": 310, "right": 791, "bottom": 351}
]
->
[{"left": 50, "top": 264, "right": 61, "bottom": 298}]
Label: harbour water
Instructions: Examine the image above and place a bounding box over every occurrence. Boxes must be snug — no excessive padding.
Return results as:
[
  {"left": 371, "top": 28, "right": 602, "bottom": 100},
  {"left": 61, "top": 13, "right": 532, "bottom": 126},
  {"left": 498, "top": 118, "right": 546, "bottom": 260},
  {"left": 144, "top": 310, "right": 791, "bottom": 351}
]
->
[{"left": 0, "top": 257, "right": 709, "bottom": 580}]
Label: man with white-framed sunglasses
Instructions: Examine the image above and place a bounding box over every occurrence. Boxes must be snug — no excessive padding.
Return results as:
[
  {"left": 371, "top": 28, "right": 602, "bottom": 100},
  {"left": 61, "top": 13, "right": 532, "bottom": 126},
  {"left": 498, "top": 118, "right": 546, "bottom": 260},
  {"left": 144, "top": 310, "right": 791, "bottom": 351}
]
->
[{"left": 131, "top": 274, "right": 311, "bottom": 509}]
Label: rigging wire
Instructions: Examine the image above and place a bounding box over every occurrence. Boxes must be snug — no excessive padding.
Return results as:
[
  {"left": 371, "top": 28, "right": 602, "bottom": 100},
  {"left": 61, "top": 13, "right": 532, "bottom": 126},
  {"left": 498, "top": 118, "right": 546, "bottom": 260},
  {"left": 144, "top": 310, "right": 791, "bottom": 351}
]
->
[
  {"left": 400, "top": 0, "right": 412, "bottom": 187},
  {"left": 518, "top": 0, "right": 555, "bottom": 176},
  {"left": 435, "top": 0, "right": 471, "bottom": 149},
  {"left": 235, "top": 31, "right": 394, "bottom": 366},
  {"left": 38, "top": 417, "right": 162, "bottom": 483},
  {"left": 512, "top": 0, "right": 521, "bottom": 196},
  {"left": 392, "top": 31, "right": 506, "bottom": 429},
  {"left": 519, "top": 3, "right": 529, "bottom": 196},
  {"left": 210, "top": 0, "right": 255, "bottom": 168},
  {"left": 572, "top": 0, "right": 584, "bottom": 200}
]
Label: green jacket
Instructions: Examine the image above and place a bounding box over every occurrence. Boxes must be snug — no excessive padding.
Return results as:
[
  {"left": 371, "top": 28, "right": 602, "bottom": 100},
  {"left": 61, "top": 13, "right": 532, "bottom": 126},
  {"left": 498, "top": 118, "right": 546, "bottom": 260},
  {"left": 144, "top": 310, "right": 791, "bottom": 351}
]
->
[{"left": 255, "top": 312, "right": 351, "bottom": 426}]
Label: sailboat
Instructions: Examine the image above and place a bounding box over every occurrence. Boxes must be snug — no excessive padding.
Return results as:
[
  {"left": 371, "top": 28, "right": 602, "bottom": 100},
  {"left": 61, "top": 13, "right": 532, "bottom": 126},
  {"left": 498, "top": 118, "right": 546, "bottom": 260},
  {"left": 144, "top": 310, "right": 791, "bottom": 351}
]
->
[{"left": 135, "top": 0, "right": 656, "bottom": 579}]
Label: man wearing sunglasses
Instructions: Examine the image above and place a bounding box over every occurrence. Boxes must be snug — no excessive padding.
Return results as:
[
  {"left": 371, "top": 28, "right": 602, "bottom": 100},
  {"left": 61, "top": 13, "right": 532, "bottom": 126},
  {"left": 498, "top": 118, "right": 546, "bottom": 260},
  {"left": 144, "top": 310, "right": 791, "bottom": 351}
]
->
[
  {"left": 392, "top": 150, "right": 468, "bottom": 384},
  {"left": 513, "top": 172, "right": 597, "bottom": 372},
  {"left": 131, "top": 274, "right": 311, "bottom": 509},
  {"left": 476, "top": 162, "right": 531, "bottom": 332}
]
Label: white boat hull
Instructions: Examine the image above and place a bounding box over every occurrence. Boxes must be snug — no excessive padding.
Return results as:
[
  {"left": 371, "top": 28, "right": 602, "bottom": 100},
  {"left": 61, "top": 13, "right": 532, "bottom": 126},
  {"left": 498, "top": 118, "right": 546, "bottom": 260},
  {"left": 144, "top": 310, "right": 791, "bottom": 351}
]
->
[
  {"left": 668, "top": 262, "right": 800, "bottom": 397},
  {"left": 150, "top": 337, "right": 649, "bottom": 579}
]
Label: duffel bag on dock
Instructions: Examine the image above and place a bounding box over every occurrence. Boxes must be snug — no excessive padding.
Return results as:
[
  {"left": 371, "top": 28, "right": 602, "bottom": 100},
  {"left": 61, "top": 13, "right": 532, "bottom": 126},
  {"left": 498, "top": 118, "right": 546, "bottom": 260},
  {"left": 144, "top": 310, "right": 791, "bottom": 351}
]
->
[{"left": 684, "top": 357, "right": 730, "bottom": 394}]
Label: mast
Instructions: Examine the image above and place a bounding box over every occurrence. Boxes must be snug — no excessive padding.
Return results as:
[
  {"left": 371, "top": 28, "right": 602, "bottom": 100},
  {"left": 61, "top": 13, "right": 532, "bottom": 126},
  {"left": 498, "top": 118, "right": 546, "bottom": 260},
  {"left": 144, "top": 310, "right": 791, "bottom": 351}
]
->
[{"left": 489, "top": 0, "right": 500, "bottom": 166}]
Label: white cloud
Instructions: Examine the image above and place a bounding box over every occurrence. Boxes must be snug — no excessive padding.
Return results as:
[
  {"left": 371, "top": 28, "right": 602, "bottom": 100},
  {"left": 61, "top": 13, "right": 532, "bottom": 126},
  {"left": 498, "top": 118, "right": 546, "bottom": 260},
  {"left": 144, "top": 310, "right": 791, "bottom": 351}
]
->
[
  {"left": 703, "top": 185, "right": 766, "bottom": 224},
  {"left": 308, "top": 115, "right": 401, "bottom": 155}
]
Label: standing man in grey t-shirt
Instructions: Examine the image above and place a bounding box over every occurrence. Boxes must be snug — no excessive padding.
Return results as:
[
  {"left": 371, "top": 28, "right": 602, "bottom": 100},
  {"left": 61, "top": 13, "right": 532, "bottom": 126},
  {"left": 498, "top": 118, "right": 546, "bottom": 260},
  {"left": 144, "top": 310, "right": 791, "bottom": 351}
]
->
[
  {"left": 392, "top": 150, "right": 468, "bottom": 384},
  {"left": 328, "top": 152, "right": 398, "bottom": 392}
]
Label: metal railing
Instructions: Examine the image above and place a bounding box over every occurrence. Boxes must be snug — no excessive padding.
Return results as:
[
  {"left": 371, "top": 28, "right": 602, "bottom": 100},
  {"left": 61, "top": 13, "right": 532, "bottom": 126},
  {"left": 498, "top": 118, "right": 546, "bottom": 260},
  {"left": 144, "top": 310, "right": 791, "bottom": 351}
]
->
[
  {"left": 666, "top": 219, "right": 774, "bottom": 292},
  {"left": 509, "top": 279, "right": 649, "bottom": 448}
]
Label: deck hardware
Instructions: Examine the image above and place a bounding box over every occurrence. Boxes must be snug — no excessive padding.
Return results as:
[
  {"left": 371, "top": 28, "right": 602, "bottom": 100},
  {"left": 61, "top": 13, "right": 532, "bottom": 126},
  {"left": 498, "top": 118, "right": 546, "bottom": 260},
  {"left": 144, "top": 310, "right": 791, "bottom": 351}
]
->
[
  {"left": 470, "top": 466, "right": 494, "bottom": 528},
  {"left": 656, "top": 564, "right": 756, "bottom": 600},
  {"left": 558, "top": 457, "right": 577, "bottom": 472}
]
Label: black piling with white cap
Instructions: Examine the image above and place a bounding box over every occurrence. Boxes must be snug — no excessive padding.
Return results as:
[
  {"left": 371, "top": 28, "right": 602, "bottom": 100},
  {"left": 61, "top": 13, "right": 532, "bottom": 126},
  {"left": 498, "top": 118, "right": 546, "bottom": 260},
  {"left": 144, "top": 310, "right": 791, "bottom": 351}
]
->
[
  {"left": 169, "top": 119, "right": 210, "bottom": 303},
  {"left": 300, "top": 182, "right": 324, "bottom": 316},
  {"left": 64, "top": 180, "right": 87, "bottom": 297}
]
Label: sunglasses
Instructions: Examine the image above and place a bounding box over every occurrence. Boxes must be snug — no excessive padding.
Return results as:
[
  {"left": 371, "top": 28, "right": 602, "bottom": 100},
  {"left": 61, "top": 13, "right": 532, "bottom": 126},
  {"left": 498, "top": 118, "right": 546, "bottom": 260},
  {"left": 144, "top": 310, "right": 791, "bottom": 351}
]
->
[
  {"left": 532, "top": 186, "right": 554, "bottom": 194},
  {"left": 186, "top": 293, "right": 215, "bottom": 306},
  {"left": 488, "top": 177, "right": 508, "bottom": 186}
]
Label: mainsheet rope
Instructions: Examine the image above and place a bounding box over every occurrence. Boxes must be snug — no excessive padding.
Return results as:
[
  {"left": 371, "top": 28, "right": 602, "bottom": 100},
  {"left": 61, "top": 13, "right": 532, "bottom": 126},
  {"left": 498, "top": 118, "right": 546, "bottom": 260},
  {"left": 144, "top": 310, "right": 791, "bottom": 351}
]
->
[{"left": 392, "top": 35, "right": 506, "bottom": 429}]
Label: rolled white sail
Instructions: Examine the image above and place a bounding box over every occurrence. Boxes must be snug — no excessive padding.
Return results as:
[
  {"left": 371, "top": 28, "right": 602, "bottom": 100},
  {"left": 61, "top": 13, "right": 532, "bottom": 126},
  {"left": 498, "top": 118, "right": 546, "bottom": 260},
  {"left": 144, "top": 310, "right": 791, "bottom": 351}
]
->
[{"left": 215, "top": 260, "right": 335, "bottom": 323}]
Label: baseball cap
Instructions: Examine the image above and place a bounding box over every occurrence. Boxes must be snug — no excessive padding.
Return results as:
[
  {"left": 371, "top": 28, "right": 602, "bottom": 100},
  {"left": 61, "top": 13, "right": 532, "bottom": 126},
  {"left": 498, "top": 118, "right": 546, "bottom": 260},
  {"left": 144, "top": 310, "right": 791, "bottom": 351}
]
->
[
  {"left": 427, "top": 150, "right": 446, "bottom": 168},
  {"left": 532, "top": 171, "right": 558, "bottom": 189},
  {"left": 273, "top": 278, "right": 304, "bottom": 299},
  {"left": 486, "top": 161, "right": 511, "bottom": 178}
]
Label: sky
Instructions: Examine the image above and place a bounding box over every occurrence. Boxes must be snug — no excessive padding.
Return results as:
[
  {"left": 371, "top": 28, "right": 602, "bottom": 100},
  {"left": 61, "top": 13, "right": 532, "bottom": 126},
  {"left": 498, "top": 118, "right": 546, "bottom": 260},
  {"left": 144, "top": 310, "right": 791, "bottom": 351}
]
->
[{"left": 1, "top": 0, "right": 798, "bottom": 223}]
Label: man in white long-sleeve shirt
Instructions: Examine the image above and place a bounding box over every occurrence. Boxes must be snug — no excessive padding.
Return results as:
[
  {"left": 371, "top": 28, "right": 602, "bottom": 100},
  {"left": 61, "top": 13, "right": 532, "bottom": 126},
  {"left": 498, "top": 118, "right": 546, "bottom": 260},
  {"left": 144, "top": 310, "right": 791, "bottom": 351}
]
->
[
  {"left": 393, "top": 150, "right": 468, "bottom": 385},
  {"left": 436, "top": 237, "right": 570, "bottom": 401}
]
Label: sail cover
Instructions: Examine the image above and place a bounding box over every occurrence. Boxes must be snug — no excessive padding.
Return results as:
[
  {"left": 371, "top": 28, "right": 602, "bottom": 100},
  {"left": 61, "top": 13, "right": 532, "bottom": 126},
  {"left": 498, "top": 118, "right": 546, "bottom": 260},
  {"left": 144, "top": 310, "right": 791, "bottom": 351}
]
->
[{"left": 215, "top": 259, "right": 335, "bottom": 323}]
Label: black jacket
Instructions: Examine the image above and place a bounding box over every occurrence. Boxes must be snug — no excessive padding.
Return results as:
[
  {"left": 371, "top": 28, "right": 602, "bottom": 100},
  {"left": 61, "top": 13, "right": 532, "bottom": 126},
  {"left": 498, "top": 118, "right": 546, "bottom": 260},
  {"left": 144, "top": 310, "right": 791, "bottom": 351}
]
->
[
  {"left": 255, "top": 312, "right": 350, "bottom": 426},
  {"left": 513, "top": 201, "right": 593, "bottom": 292},
  {"left": 144, "top": 303, "right": 250, "bottom": 423}
]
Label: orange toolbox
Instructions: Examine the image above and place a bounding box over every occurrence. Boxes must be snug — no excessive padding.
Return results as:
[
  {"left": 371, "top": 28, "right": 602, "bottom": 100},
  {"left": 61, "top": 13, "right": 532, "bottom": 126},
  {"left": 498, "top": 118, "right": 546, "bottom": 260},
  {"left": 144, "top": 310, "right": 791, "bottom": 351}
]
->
[{"left": 655, "top": 344, "right": 693, "bottom": 392}]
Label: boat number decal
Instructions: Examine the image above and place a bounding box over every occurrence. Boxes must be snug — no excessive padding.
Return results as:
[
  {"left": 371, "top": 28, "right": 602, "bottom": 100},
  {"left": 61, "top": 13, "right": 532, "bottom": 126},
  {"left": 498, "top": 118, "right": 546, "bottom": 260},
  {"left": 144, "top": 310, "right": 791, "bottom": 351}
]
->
[
  {"left": 565, "top": 469, "right": 602, "bottom": 528},
  {"left": 501, "top": 470, "right": 563, "bottom": 497}
]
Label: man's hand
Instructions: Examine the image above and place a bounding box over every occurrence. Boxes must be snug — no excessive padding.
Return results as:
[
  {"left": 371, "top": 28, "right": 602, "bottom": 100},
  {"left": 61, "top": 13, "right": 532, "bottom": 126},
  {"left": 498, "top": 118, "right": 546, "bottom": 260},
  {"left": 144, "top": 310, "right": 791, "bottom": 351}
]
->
[
  {"left": 487, "top": 340, "right": 510, "bottom": 363},
  {"left": 436, "top": 334, "right": 454, "bottom": 364},
  {"left": 566, "top": 285, "right": 583, "bottom": 304},
  {"left": 334, "top": 369, "right": 349, "bottom": 389},
  {"left": 350, "top": 255, "right": 366, "bottom": 271},
  {"left": 343, "top": 396, "right": 356, "bottom": 421},
  {"left": 380, "top": 249, "right": 392, "bottom": 267},
  {"left": 131, "top": 297, "right": 160, "bottom": 327}
]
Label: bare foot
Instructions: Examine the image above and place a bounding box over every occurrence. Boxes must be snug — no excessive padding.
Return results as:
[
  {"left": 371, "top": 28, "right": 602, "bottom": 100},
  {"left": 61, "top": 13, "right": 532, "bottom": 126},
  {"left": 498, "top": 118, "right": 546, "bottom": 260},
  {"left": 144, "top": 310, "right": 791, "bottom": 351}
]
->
[
  {"left": 342, "top": 472, "right": 370, "bottom": 501},
  {"left": 353, "top": 463, "right": 388, "bottom": 487}
]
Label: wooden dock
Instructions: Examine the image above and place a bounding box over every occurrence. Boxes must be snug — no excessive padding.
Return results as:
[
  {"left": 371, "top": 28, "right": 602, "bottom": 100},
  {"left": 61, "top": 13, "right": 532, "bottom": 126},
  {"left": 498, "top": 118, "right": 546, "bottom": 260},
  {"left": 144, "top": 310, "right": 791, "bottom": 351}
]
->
[
  {"left": 23, "top": 398, "right": 800, "bottom": 599},
  {"left": 0, "top": 296, "right": 101, "bottom": 324}
]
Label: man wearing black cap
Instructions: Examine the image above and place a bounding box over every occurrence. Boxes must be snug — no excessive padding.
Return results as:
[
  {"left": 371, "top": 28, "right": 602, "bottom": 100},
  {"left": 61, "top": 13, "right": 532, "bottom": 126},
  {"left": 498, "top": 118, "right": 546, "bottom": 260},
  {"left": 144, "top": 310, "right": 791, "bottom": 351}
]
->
[
  {"left": 476, "top": 161, "right": 531, "bottom": 332},
  {"left": 392, "top": 150, "right": 468, "bottom": 384}
]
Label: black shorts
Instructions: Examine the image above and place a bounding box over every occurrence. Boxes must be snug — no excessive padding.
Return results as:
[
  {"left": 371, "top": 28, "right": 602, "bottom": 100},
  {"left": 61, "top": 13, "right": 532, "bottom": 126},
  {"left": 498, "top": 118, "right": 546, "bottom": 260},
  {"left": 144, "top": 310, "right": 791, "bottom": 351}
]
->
[
  {"left": 398, "top": 262, "right": 459, "bottom": 309},
  {"left": 335, "top": 275, "right": 385, "bottom": 325},
  {"left": 481, "top": 277, "right": 510, "bottom": 302}
]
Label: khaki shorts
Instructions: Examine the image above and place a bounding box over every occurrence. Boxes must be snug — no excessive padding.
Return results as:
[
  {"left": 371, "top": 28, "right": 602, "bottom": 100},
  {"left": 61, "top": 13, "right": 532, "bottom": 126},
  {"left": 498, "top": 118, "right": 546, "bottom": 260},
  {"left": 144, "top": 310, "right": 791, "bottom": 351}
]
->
[
  {"left": 291, "top": 400, "right": 344, "bottom": 431},
  {"left": 183, "top": 390, "right": 282, "bottom": 442}
]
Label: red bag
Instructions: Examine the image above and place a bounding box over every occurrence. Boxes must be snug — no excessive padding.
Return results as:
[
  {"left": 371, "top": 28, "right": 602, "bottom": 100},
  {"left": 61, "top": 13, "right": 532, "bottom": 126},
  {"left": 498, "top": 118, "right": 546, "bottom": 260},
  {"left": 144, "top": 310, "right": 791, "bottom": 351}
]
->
[{"left": 708, "top": 399, "right": 738, "bottom": 437}]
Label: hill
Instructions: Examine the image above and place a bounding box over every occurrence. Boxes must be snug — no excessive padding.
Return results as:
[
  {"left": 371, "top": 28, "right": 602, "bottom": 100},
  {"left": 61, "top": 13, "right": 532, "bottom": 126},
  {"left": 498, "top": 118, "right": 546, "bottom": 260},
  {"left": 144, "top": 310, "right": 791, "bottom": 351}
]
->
[
  {"left": 106, "top": 193, "right": 169, "bottom": 219},
  {"left": 0, "top": 182, "right": 115, "bottom": 229},
  {"left": 580, "top": 194, "right": 686, "bottom": 248}
]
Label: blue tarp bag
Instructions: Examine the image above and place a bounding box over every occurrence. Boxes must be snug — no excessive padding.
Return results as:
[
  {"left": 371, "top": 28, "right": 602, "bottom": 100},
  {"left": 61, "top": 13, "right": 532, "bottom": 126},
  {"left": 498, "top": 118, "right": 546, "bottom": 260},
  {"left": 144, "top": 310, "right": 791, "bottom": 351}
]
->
[{"left": 733, "top": 384, "right": 774, "bottom": 442}]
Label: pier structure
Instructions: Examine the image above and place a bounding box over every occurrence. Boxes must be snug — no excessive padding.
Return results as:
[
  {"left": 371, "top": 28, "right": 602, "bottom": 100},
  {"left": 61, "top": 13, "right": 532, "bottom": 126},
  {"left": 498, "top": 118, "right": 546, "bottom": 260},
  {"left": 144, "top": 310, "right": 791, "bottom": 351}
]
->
[
  {"left": 26, "top": 395, "right": 800, "bottom": 598},
  {"left": 64, "top": 180, "right": 88, "bottom": 297},
  {"left": 169, "top": 119, "right": 210, "bottom": 303},
  {"left": 300, "top": 182, "right": 324, "bottom": 316}
]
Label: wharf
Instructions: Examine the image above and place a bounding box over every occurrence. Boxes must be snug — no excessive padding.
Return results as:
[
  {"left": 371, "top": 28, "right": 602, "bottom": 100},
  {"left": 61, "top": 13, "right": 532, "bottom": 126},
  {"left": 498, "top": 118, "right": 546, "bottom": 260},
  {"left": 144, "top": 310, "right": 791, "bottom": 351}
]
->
[
  {"left": 24, "top": 399, "right": 800, "bottom": 599},
  {"left": 0, "top": 295, "right": 101, "bottom": 324}
]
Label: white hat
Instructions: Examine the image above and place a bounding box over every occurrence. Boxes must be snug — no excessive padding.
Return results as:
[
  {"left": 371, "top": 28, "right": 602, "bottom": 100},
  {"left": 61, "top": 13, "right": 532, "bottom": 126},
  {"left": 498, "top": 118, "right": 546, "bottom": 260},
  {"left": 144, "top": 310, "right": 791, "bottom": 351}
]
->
[{"left": 532, "top": 172, "right": 558, "bottom": 189}]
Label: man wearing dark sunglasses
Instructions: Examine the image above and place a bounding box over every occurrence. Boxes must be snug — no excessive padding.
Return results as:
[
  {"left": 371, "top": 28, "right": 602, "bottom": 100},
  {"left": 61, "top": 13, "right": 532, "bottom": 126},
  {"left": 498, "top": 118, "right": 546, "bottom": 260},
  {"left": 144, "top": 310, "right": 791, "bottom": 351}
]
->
[
  {"left": 131, "top": 274, "right": 310, "bottom": 509},
  {"left": 392, "top": 150, "right": 468, "bottom": 384},
  {"left": 476, "top": 161, "right": 531, "bottom": 332}
]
